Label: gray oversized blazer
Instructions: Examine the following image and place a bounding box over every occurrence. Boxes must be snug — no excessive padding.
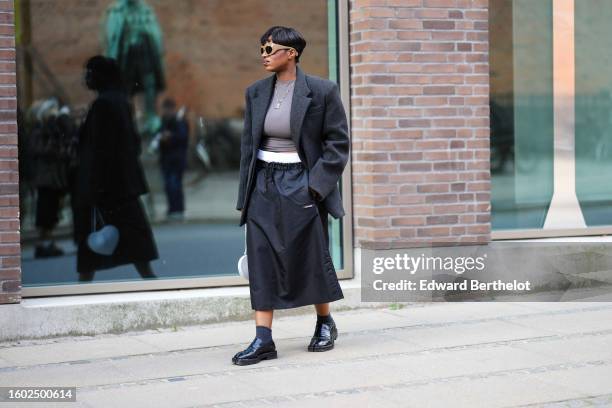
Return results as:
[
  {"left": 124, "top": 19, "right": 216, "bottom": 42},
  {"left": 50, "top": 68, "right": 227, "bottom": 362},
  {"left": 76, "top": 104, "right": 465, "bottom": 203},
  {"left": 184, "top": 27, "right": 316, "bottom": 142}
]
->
[{"left": 236, "top": 65, "right": 350, "bottom": 227}]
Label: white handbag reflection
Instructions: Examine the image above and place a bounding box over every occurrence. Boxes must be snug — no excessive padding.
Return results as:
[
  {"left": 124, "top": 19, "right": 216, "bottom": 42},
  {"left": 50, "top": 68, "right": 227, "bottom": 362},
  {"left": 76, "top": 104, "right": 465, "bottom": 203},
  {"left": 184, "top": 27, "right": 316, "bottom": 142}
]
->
[
  {"left": 237, "top": 225, "right": 249, "bottom": 280},
  {"left": 87, "top": 207, "right": 119, "bottom": 256}
]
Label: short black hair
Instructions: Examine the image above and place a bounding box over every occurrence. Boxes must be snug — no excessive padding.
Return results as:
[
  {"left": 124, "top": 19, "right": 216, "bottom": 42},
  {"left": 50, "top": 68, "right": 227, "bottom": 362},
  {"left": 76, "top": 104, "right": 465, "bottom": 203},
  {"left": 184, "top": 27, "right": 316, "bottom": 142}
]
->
[
  {"left": 85, "top": 55, "right": 122, "bottom": 91},
  {"left": 260, "top": 26, "right": 306, "bottom": 63}
]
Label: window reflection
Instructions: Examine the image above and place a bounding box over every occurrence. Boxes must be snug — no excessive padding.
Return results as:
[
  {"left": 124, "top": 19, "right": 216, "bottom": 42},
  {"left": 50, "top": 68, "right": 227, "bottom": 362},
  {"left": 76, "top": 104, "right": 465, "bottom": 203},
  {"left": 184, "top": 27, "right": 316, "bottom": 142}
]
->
[
  {"left": 575, "top": 0, "right": 612, "bottom": 225},
  {"left": 16, "top": 0, "right": 336, "bottom": 287},
  {"left": 489, "top": 0, "right": 554, "bottom": 230}
]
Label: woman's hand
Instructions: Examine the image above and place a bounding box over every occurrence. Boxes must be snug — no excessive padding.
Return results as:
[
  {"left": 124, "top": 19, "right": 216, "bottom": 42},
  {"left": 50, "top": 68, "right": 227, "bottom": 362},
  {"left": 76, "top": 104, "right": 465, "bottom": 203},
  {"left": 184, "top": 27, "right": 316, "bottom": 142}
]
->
[{"left": 309, "top": 186, "right": 322, "bottom": 202}]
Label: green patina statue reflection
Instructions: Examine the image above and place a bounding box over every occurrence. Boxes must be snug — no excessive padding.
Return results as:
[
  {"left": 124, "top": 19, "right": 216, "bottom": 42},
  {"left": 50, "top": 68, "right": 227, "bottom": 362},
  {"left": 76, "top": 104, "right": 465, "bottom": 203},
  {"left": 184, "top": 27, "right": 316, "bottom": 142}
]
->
[{"left": 102, "top": 0, "right": 166, "bottom": 135}]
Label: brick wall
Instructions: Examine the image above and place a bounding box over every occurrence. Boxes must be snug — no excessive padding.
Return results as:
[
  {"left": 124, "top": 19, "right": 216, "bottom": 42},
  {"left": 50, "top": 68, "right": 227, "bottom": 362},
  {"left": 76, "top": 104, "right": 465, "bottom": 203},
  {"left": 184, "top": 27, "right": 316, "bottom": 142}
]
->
[
  {"left": 0, "top": 0, "right": 20, "bottom": 304},
  {"left": 349, "top": 0, "right": 491, "bottom": 249}
]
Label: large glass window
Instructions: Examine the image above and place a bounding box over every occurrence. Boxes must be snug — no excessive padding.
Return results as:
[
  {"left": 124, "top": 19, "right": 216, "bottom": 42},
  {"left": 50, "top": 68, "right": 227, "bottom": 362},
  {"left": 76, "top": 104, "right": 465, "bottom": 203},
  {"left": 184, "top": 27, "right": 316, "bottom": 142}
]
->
[
  {"left": 491, "top": 0, "right": 612, "bottom": 234},
  {"left": 16, "top": 0, "right": 345, "bottom": 291},
  {"left": 490, "top": 0, "right": 555, "bottom": 230},
  {"left": 575, "top": 0, "right": 612, "bottom": 226}
]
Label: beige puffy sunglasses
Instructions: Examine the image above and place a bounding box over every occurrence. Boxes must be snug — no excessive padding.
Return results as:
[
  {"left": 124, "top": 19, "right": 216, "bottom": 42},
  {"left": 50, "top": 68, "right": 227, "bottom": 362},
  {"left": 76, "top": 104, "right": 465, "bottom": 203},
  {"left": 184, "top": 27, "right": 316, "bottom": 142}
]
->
[{"left": 260, "top": 41, "right": 298, "bottom": 57}]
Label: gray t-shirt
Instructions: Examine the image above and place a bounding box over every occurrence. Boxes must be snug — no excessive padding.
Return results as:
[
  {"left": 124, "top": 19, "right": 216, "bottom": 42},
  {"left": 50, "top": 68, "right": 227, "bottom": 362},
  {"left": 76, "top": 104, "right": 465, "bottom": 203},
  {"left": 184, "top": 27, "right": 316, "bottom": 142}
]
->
[{"left": 260, "top": 79, "right": 297, "bottom": 152}]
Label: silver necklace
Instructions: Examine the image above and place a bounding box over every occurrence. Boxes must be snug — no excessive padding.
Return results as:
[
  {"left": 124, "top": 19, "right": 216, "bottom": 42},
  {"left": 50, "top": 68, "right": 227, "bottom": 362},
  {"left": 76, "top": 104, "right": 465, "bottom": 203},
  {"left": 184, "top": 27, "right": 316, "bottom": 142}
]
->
[{"left": 273, "top": 80, "right": 294, "bottom": 109}]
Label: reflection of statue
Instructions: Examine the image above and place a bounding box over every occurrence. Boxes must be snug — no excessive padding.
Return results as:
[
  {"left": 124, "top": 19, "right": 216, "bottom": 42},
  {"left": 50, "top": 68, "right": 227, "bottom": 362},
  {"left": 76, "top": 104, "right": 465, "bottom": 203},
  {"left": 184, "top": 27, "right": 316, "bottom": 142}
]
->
[{"left": 102, "top": 0, "right": 165, "bottom": 135}]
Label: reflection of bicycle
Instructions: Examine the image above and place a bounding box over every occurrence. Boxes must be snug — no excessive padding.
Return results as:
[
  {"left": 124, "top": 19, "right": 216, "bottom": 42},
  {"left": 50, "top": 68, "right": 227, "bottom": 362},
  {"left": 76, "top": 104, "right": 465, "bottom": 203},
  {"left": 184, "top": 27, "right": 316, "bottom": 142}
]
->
[
  {"left": 490, "top": 144, "right": 514, "bottom": 174},
  {"left": 193, "top": 116, "right": 242, "bottom": 172},
  {"left": 515, "top": 145, "right": 538, "bottom": 173},
  {"left": 594, "top": 133, "right": 612, "bottom": 161},
  {"left": 575, "top": 91, "right": 612, "bottom": 162},
  {"left": 490, "top": 98, "right": 514, "bottom": 174},
  {"left": 596, "top": 93, "right": 612, "bottom": 161},
  {"left": 195, "top": 117, "right": 211, "bottom": 170},
  {"left": 490, "top": 97, "right": 544, "bottom": 174}
]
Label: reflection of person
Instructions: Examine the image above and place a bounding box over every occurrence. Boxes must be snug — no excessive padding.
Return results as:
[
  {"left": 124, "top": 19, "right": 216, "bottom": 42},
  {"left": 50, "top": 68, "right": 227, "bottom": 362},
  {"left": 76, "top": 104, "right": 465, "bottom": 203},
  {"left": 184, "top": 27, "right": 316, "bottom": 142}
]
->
[
  {"left": 233, "top": 26, "right": 349, "bottom": 365},
  {"left": 75, "top": 56, "right": 158, "bottom": 281},
  {"left": 30, "top": 100, "right": 74, "bottom": 258},
  {"left": 158, "top": 98, "right": 188, "bottom": 221}
]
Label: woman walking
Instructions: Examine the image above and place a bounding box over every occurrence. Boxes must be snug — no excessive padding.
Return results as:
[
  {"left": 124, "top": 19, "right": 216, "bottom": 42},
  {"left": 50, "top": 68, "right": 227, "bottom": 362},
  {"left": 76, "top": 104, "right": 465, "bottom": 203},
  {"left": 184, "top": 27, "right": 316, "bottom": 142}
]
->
[
  {"left": 234, "top": 26, "right": 349, "bottom": 365},
  {"left": 75, "top": 56, "right": 158, "bottom": 281}
]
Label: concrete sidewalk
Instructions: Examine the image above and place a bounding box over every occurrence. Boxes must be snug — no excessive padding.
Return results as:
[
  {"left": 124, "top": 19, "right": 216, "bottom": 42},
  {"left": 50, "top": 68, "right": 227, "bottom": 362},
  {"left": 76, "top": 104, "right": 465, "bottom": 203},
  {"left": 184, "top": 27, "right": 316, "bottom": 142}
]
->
[{"left": 1, "top": 302, "right": 611, "bottom": 407}]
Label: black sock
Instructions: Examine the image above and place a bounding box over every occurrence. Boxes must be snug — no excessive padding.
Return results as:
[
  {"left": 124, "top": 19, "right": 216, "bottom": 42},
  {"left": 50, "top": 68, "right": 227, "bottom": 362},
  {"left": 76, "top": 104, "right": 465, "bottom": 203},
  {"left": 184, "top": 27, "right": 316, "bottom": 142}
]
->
[
  {"left": 317, "top": 313, "right": 334, "bottom": 324},
  {"left": 255, "top": 325, "right": 272, "bottom": 344}
]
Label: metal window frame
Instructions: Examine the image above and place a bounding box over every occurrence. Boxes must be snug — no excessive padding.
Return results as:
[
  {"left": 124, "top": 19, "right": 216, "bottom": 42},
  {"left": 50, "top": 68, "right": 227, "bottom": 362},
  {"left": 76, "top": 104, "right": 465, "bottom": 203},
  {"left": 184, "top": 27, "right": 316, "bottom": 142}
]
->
[
  {"left": 22, "top": 0, "right": 353, "bottom": 298},
  {"left": 492, "top": 226, "right": 612, "bottom": 240}
]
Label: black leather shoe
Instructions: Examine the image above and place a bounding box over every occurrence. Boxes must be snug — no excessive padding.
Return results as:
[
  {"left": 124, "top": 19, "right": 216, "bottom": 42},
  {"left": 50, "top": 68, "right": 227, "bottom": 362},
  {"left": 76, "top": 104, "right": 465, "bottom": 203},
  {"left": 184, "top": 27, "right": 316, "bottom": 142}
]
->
[
  {"left": 232, "top": 337, "right": 277, "bottom": 366},
  {"left": 307, "top": 320, "right": 338, "bottom": 352}
]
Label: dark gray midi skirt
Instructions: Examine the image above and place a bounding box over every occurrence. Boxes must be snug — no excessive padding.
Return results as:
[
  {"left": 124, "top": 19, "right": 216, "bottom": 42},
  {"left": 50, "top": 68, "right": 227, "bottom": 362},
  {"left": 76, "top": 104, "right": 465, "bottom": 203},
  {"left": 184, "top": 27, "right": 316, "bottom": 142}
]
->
[{"left": 245, "top": 159, "right": 344, "bottom": 310}]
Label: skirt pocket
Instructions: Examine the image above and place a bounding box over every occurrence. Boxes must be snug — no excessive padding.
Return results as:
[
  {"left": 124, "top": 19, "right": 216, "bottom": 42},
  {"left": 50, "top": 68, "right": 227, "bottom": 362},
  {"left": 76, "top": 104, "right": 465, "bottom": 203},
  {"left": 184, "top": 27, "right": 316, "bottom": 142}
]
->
[
  {"left": 278, "top": 168, "right": 320, "bottom": 234},
  {"left": 278, "top": 167, "right": 317, "bottom": 209}
]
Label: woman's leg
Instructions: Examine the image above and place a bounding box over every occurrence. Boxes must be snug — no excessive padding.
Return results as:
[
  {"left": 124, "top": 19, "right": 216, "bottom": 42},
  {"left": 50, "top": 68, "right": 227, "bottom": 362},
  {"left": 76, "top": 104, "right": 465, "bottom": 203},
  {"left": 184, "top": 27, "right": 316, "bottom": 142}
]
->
[
  {"left": 315, "top": 303, "right": 330, "bottom": 316},
  {"left": 255, "top": 310, "right": 274, "bottom": 344},
  {"left": 78, "top": 270, "right": 95, "bottom": 282},
  {"left": 255, "top": 310, "right": 274, "bottom": 328},
  {"left": 134, "top": 261, "right": 157, "bottom": 278}
]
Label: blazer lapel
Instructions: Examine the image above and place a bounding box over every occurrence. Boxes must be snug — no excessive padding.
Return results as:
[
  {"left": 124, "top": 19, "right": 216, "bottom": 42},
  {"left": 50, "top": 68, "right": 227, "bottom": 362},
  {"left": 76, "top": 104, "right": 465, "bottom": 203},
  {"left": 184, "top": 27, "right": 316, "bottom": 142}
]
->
[
  {"left": 290, "top": 65, "right": 312, "bottom": 153},
  {"left": 251, "top": 74, "right": 275, "bottom": 155}
]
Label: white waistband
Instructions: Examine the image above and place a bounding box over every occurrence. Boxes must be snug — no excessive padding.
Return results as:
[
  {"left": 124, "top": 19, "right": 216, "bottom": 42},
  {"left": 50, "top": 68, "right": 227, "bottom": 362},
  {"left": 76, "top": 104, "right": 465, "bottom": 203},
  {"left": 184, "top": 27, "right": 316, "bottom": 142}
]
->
[{"left": 256, "top": 149, "right": 302, "bottom": 163}]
